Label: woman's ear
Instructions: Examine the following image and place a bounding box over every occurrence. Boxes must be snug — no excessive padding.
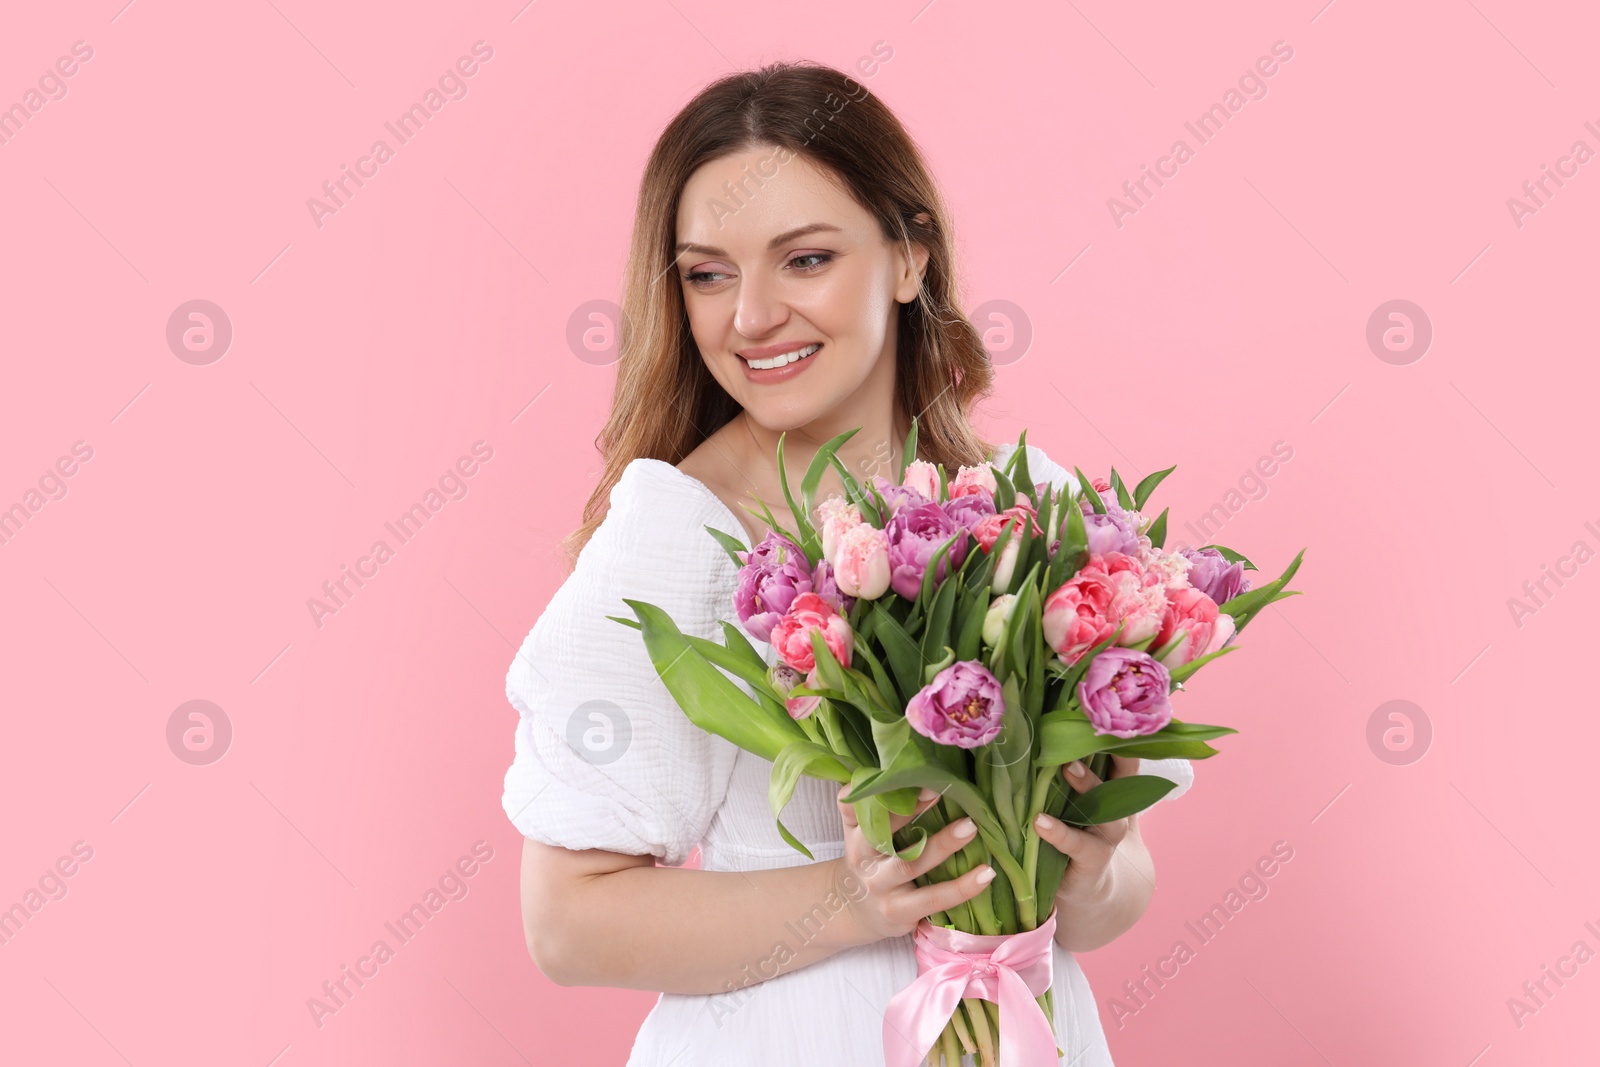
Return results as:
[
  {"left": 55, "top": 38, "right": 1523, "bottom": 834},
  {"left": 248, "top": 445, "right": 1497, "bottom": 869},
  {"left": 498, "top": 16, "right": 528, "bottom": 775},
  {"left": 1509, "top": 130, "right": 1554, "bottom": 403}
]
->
[{"left": 897, "top": 211, "right": 933, "bottom": 303}]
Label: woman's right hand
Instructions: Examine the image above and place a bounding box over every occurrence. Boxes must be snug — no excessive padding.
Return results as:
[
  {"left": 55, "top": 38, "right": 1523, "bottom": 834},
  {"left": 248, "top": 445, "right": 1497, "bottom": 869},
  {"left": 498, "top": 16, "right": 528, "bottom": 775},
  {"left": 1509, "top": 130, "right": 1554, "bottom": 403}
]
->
[{"left": 835, "top": 785, "right": 996, "bottom": 944}]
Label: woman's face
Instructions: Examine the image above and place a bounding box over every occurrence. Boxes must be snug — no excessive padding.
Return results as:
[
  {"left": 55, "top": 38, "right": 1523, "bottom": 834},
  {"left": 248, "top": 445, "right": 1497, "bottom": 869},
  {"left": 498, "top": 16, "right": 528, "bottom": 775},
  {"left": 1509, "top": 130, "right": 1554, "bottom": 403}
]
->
[{"left": 674, "top": 146, "right": 928, "bottom": 436}]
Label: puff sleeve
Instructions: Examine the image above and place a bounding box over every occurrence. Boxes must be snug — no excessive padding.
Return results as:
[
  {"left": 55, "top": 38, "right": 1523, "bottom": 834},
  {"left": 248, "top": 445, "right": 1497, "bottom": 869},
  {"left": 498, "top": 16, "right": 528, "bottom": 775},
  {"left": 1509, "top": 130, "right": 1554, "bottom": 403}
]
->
[
  {"left": 500, "top": 461, "right": 746, "bottom": 866},
  {"left": 993, "top": 440, "right": 1195, "bottom": 804}
]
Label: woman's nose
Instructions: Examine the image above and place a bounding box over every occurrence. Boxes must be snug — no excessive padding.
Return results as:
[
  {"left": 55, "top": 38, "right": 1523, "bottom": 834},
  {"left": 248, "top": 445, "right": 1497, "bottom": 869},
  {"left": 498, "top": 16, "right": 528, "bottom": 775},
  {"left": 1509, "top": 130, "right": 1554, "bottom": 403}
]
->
[{"left": 733, "top": 274, "right": 790, "bottom": 339}]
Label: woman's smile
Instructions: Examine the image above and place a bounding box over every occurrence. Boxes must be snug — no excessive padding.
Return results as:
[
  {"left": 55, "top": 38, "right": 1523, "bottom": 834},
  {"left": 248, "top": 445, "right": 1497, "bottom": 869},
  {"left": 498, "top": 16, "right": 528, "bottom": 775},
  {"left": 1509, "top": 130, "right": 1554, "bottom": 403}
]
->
[{"left": 738, "top": 341, "right": 823, "bottom": 382}]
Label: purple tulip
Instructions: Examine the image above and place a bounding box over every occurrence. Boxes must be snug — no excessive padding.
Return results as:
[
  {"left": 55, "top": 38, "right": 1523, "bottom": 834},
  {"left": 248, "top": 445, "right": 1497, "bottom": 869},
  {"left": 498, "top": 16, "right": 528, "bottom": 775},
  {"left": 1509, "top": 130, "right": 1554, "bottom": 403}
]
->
[
  {"left": 734, "top": 532, "right": 813, "bottom": 642},
  {"left": 1083, "top": 507, "right": 1141, "bottom": 556},
  {"left": 808, "top": 556, "right": 856, "bottom": 617},
  {"left": 1076, "top": 647, "right": 1173, "bottom": 738},
  {"left": 869, "top": 475, "right": 934, "bottom": 516},
  {"left": 884, "top": 501, "right": 971, "bottom": 600},
  {"left": 1181, "top": 546, "right": 1250, "bottom": 605},
  {"left": 942, "top": 491, "right": 997, "bottom": 532},
  {"left": 907, "top": 661, "right": 1006, "bottom": 748}
]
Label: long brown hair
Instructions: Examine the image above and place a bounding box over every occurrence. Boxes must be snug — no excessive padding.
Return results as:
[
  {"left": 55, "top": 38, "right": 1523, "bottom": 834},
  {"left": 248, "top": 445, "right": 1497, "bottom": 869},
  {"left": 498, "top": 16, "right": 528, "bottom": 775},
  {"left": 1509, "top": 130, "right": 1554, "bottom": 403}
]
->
[{"left": 560, "top": 59, "right": 997, "bottom": 570}]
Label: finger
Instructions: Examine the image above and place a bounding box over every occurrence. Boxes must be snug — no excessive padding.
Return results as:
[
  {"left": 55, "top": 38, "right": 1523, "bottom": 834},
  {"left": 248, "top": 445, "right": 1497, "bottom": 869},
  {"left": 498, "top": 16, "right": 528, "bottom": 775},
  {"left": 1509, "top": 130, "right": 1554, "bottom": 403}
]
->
[
  {"left": 909, "top": 858, "right": 996, "bottom": 916},
  {"left": 1106, "top": 754, "right": 1141, "bottom": 779},
  {"left": 900, "top": 814, "right": 979, "bottom": 882},
  {"left": 888, "top": 787, "right": 946, "bottom": 834},
  {"left": 1033, "top": 810, "right": 1123, "bottom": 857},
  {"left": 1063, "top": 759, "right": 1100, "bottom": 793},
  {"left": 837, "top": 784, "right": 859, "bottom": 829}
]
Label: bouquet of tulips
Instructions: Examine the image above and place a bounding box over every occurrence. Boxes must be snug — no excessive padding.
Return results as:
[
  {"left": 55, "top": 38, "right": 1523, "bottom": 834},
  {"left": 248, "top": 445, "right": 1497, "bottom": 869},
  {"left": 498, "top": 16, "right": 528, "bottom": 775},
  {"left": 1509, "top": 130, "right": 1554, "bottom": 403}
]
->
[{"left": 612, "top": 422, "right": 1304, "bottom": 1065}]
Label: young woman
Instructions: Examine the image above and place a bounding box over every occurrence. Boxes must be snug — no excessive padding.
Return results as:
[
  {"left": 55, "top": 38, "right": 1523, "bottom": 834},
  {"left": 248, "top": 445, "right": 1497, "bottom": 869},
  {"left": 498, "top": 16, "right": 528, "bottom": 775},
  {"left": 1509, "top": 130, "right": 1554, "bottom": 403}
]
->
[{"left": 501, "top": 60, "right": 1194, "bottom": 1066}]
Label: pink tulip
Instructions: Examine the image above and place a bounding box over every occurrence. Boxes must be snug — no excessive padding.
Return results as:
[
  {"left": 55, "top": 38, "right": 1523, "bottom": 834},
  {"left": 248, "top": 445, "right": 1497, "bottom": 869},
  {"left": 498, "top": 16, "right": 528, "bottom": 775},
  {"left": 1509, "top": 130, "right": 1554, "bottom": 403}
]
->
[
  {"left": 902, "top": 459, "right": 940, "bottom": 501},
  {"left": 1084, "top": 552, "right": 1167, "bottom": 647},
  {"left": 1043, "top": 570, "right": 1117, "bottom": 664},
  {"left": 951, "top": 462, "right": 998, "bottom": 499},
  {"left": 769, "top": 592, "right": 854, "bottom": 672},
  {"left": 1153, "top": 585, "right": 1232, "bottom": 666},
  {"left": 833, "top": 522, "right": 891, "bottom": 599},
  {"left": 818, "top": 496, "right": 863, "bottom": 562}
]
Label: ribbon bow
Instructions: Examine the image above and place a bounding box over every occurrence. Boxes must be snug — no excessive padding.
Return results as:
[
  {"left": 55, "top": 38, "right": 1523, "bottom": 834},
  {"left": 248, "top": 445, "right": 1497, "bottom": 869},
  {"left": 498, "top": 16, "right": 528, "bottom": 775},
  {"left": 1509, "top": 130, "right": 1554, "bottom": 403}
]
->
[{"left": 883, "top": 909, "right": 1059, "bottom": 1066}]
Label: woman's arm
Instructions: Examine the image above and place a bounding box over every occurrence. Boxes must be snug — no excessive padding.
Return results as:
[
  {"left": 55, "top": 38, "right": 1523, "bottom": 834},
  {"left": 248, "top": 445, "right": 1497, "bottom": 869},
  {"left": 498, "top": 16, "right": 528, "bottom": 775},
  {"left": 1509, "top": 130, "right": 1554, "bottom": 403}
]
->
[
  {"left": 521, "top": 838, "right": 866, "bottom": 994},
  {"left": 520, "top": 789, "right": 996, "bottom": 994},
  {"left": 1031, "top": 756, "right": 1160, "bottom": 953},
  {"left": 1046, "top": 814, "right": 1156, "bottom": 953}
]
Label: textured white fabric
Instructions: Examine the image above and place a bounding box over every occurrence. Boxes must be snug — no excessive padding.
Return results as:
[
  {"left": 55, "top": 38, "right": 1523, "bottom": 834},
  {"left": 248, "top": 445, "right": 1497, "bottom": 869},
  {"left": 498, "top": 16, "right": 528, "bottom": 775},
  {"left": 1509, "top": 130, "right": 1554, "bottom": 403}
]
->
[{"left": 501, "top": 440, "right": 1194, "bottom": 1066}]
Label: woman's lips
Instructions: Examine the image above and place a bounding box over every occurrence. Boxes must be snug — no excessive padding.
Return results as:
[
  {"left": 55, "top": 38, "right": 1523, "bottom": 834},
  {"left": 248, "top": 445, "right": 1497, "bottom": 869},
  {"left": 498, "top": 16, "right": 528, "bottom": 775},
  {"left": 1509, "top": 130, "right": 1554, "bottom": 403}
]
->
[{"left": 739, "top": 343, "right": 822, "bottom": 383}]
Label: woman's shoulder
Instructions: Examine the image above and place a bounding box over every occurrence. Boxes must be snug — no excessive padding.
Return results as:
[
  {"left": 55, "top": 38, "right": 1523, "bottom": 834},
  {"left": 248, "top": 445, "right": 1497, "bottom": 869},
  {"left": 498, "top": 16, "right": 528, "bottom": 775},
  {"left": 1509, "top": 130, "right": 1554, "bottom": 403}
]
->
[
  {"left": 987, "top": 438, "right": 1077, "bottom": 493},
  {"left": 575, "top": 456, "right": 747, "bottom": 578}
]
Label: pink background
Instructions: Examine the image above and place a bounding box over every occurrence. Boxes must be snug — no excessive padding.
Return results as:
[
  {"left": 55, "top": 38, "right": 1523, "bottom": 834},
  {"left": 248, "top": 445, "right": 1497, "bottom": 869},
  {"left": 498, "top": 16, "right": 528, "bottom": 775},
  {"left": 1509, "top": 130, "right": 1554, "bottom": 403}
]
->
[{"left": 2, "top": 1, "right": 1595, "bottom": 1064}]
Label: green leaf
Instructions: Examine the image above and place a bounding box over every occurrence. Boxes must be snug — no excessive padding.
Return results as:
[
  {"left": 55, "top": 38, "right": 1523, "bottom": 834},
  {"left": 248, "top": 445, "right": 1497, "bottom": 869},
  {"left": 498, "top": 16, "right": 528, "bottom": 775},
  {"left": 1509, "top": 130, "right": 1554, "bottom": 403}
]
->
[
  {"left": 704, "top": 525, "right": 751, "bottom": 569},
  {"left": 1072, "top": 466, "right": 1105, "bottom": 514},
  {"left": 1109, "top": 467, "right": 1135, "bottom": 511},
  {"left": 1049, "top": 497, "right": 1089, "bottom": 590},
  {"left": 774, "top": 432, "right": 819, "bottom": 561},
  {"left": 990, "top": 674, "right": 1035, "bottom": 776},
  {"left": 1218, "top": 547, "right": 1306, "bottom": 631},
  {"left": 872, "top": 603, "right": 924, "bottom": 703},
  {"left": 809, "top": 629, "right": 850, "bottom": 694},
  {"left": 1132, "top": 466, "right": 1176, "bottom": 511},
  {"left": 831, "top": 453, "right": 881, "bottom": 526},
  {"left": 992, "top": 461, "right": 1017, "bottom": 512},
  {"left": 1145, "top": 507, "right": 1168, "bottom": 551},
  {"left": 718, "top": 619, "right": 768, "bottom": 673},
  {"left": 1205, "top": 543, "right": 1258, "bottom": 571},
  {"left": 800, "top": 428, "right": 862, "bottom": 538},
  {"left": 1159, "top": 719, "right": 1240, "bottom": 739},
  {"left": 683, "top": 633, "right": 788, "bottom": 716},
  {"left": 1168, "top": 645, "right": 1241, "bottom": 683},
  {"left": 922, "top": 644, "right": 955, "bottom": 687},
  {"left": 841, "top": 762, "right": 1003, "bottom": 846},
  {"left": 1059, "top": 774, "right": 1177, "bottom": 825},
  {"left": 898, "top": 418, "right": 919, "bottom": 485},
  {"left": 853, "top": 773, "right": 897, "bottom": 857},
  {"left": 1111, "top": 739, "right": 1222, "bottom": 760},
  {"left": 914, "top": 529, "right": 963, "bottom": 608},
  {"left": 953, "top": 577, "right": 991, "bottom": 663},
  {"left": 1011, "top": 432, "right": 1035, "bottom": 505},
  {"left": 625, "top": 598, "right": 809, "bottom": 761},
  {"left": 1035, "top": 714, "right": 1125, "bottom": 766},
  {"left": 770, "top": 741, "right": 855, "bottom": 860},
  {"left": 920, "top": 577, "right": 958, "bottom": 667},
  {"left": 851, "top": 639, "right": 902, "bottom": 709},
  {"left": 1149, "top": 627, "right": 1188, "bottom": 664}
]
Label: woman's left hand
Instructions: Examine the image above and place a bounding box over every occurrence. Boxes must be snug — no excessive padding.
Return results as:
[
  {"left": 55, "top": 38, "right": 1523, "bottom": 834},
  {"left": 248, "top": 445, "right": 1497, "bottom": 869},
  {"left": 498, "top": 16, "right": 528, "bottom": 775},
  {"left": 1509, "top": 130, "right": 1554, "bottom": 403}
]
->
[{"left": 1031, "top": 755, "right": 1144, "bottom": 918}]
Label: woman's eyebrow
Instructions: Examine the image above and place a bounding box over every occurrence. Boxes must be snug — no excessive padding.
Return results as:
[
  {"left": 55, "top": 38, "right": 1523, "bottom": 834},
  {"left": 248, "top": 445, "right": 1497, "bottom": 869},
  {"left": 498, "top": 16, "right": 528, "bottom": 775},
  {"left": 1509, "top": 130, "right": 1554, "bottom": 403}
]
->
[{"left": 675, "top": 222, "right": 845, "bottom": 258}]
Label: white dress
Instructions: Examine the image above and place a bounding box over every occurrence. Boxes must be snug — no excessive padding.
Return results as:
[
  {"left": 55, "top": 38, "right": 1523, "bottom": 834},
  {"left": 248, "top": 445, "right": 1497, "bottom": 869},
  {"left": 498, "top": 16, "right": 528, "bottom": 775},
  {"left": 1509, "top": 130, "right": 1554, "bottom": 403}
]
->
[{"left": 500, "top": 441, "right": 1195, "bottom": 1066}]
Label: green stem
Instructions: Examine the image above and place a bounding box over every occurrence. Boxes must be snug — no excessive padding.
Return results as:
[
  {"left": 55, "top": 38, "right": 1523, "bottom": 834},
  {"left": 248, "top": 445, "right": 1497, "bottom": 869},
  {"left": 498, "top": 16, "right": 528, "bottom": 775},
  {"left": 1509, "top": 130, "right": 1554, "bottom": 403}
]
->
[
  {"left": 943, "top": 841, "right": 976, "bottom": 933},
  {"left": 817, "top": 701, "right": 870, "bottom": 767},
  {"left": 939, "top": 1020, "right": 961, "bottom": 1066},
  {"left": 949, "top": 1004, "right": 977, "bottom": 1058},
  {"left": 1020, "top": 763, "right": 1056, "bottom": 929},
  {"left": 965, "top": 997, "right": 996, "bottom": 1065},
  {"left": 981, "top": 999, "right": 1000, "bottom": 1060}
]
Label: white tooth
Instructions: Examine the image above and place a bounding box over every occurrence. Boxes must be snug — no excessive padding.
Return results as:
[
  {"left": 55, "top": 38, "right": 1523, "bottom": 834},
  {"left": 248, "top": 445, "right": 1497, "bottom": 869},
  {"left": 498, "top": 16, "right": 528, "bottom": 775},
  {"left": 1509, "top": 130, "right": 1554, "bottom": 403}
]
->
[{"left": 749, "top": 343, "right": 819, "bottom": 370}]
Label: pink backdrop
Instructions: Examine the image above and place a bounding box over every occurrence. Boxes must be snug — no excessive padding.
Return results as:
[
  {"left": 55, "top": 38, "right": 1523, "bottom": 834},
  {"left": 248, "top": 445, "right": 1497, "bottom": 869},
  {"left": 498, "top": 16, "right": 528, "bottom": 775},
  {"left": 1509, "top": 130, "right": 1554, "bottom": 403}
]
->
[{"left": 2, "top": 1, "right": 1595, "bottom": 1064}]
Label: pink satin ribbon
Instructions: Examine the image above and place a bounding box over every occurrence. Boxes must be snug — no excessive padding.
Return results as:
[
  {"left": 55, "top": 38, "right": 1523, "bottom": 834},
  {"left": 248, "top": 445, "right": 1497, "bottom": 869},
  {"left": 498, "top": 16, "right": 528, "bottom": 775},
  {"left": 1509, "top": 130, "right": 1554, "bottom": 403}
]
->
[{"left": 883, "top": 909, "right": 1059, "bottom": 1066}]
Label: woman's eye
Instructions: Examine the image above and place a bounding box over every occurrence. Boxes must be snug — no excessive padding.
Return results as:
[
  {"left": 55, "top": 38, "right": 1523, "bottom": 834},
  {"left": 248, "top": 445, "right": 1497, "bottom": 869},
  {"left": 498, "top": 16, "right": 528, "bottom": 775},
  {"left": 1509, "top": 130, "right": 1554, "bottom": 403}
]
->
[{"left": 684, "top": 253, "right": 832, "bottom": 288}]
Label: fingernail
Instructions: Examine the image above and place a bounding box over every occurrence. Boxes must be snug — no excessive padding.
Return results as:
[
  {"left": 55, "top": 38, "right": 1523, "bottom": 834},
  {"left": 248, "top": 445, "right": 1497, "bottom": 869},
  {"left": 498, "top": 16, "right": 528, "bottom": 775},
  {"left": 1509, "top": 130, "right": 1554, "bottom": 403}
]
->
[
  {"left": 1034, "top": 814, "right": 1054, "bottom": 831},
  {"left": 975, "top": 865, "right": 996, "bottom": 885},
  {"left": 953, "top": 817, "right": 975, "bottom": 838},
  {"left": 918, "top": 787, "right": 937, "bottom": 802},
  {"left": 1068, "top": 761, "right": 1087, "bottom": 777}
]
